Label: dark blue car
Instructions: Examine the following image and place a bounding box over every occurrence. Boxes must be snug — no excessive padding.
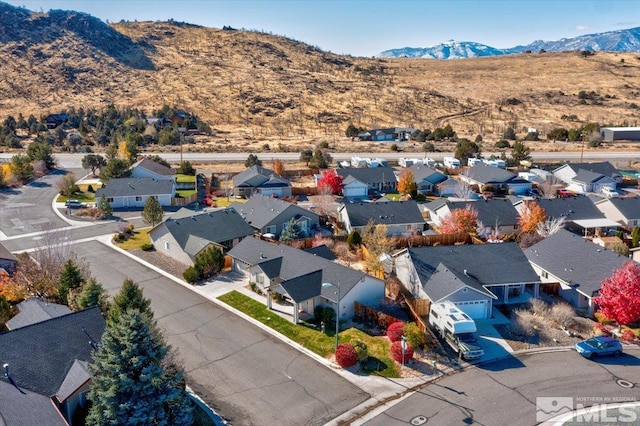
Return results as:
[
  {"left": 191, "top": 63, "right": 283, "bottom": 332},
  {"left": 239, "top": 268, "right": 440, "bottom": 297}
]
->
[{"left": 575, "top": 336, "right": 622, "bottom": 360}]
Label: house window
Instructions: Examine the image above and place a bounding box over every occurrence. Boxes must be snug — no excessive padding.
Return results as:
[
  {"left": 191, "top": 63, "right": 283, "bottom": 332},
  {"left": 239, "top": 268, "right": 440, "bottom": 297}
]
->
[
  {"left": 136, "top": 196, "right": 143, "bottom": 202},
  {"left": 542, "top": 271, "right": 548, "bottom": 279},
  {"left": 107, "top": 197, "right": 114, "bottom": 202},
  {"left": 513, "top": 224, "right": 519, "bottom": 230},
  {"left": 256, "top": 274, "right": 264, "bottom": 284},
  {"left": 164, "top": 241, "right": 170, "bottom": 251},
  {"left": 266, "top": 225, "right": 276, "bottom": 234}
]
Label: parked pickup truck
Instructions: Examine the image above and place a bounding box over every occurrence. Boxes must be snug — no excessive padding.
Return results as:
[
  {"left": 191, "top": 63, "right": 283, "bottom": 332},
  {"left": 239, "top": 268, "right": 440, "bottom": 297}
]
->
[{"left": 429, "top": 302, "right": 484, "bottom": 361}]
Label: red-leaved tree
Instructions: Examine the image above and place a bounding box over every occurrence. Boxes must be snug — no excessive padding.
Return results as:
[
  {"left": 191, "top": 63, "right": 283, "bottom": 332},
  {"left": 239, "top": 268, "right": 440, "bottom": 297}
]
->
[
  {"left": 386, "top": 321, "right": 405, "bottom": 342},
  {"left": 335, "top": 343, "right": 358, "bottom": 367},
  {"left": 439, "top": 205, "right": 479, "bottom": 234},
  {"left": 317, "top": 169, "right": 344, "bottom": 195},
  {"left": 594, "top": 262, "right": 640, "bottom": 326},
  {"left": 390, "top": 340, "right": 414, "bottom": 363}
]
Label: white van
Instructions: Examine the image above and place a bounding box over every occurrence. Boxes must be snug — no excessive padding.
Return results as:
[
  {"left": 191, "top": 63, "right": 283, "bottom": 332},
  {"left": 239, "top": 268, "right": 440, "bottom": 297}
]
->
[{"left": 601, "top": 187, "right": 619, "bottom": 198}]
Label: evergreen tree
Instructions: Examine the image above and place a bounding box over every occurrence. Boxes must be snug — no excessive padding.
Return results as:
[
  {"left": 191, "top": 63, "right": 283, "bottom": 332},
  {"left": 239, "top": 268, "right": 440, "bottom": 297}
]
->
[
  {"left": 26, "top": 141, "right": 56, "bottom": 170},
  {"left": 511, "top": 141, "right": 532, "bottom": 164},
  {"left": 141, "top": 196, "right": 164, "bottom": 228},
  {"left": 75, "top": 278, "right": 108, "bottom": 312},
  {"left": 632, "top": 226, "right": 640, "bottom": 248},
  {"left": 280, "top": 218, "right": 305, "bottom": 242},
  {"left": 100, "top": 158, "right": 132, "bottom": 182},
  {"left": 108, "top": 279, "right": 152, "bottom": 324},
  {"left": 87, "top": 310, "right": 193, "bottom": 425},
  {"left": 193, "top": 246, "right": 225, "bottom": 279},
  {"left": 244, "top": 154, "right": 262, "bottom": 167},
  {"left": 97, "top": 194, "right": 113, "bottom": 217},
  {"left": 10, "top": 154, "right": 34, "bottom": 183},
  {"left": 454, "top": 139, "right": 481, "bottom": 166},
  {"left": 57, "top": 259, "right": 85, "bottom": 305},
  {"left": 0, "top": 296, "right": 10, "bottom": 325}
]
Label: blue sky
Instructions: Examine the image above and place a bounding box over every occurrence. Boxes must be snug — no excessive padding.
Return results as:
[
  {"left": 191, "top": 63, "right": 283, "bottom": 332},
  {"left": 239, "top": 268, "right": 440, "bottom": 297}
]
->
[{"left": 6, "top": 0, "right": 640, "bottom": 56}]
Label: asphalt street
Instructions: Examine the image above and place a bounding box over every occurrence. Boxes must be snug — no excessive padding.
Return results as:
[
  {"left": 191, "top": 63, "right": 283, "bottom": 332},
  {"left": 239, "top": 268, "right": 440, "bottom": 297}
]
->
[{"left": 363, "top": 348, "right": 640, "bottom": 426}]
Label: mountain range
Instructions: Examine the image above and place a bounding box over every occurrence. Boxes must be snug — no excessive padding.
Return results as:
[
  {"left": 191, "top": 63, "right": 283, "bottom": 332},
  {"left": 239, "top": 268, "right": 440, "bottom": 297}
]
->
[{"left": 379, "top": 27, "right": 640, "bottom": 59}]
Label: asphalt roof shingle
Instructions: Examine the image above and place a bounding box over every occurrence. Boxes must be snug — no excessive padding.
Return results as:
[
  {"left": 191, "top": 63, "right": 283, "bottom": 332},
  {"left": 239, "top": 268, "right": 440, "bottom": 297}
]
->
[
  {"left": 524, "top": 229, "right": 633, "bottom": 297},
  {"left": 231, "top": 194, "right": 317, "bottom": 230},
  {"left": 606, "top": 196, "right": 640, "bottom": 220},
  {"left": 447, "top": 199, "right": 520, "bottom": 227},
  {"left": 6, "top": 298, "right": 71, "bottom": 330},
  {"left": 96, "top": 177, "right": 174, "bottom": 198},
  {"left": 536, "top": 196, "right": 605, "bottom": 221},
  {"left": 464, "top": 163, "right": 517, "bottom": 184},
  {"left": 341, "top": 200, "right": 425, "bottom": 228},
  {"left": 336, "top": 167, "right": 397, "bottom": 185},
  {"left": 131, "top": 157, "right": 176, "bottom": 176}
]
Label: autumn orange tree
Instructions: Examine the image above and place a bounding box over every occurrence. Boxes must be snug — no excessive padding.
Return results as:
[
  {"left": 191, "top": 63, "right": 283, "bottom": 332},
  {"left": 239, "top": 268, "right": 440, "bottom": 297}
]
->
[
  {"left": 0, "top": 274, "right": 26, "bottom": 303},
  {"left": 397, "top": 168, "right": 416, "bottom": 195},
  {"left": 594, "top": 262, "right": 640, "bottom": 326},
  {"left": 272, "top": 158, "right": 285, "bottom": 175},
  {"left": 439, "top": 205, "right": 479, "bottom": 234},
  {"left": 518, "top": 201, "right": 546, "bottom": 234}
]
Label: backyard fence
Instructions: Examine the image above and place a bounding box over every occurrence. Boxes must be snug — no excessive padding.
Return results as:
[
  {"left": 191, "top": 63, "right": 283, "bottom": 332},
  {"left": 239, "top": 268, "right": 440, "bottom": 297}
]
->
[
  {"left": 354, "top": 301, "right": 405, "bottom": 330},
  {"left": 171, "top": 194, "right": 197, "bottom": 206}
]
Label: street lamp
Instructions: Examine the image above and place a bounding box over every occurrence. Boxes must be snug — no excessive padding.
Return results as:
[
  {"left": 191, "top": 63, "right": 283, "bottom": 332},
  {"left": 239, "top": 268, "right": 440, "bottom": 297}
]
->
[{"left": 322, "top": 282, "right": 340, "bottom": 351}]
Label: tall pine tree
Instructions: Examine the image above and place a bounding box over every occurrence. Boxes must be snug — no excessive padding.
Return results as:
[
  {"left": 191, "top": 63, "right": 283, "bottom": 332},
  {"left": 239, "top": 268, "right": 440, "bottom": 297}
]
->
[
  {"left": 88, "top": 280, "right": 193, "bottom": 425},
  {"left": 57, "top": 259, "right": 85, "bottom": 305}
]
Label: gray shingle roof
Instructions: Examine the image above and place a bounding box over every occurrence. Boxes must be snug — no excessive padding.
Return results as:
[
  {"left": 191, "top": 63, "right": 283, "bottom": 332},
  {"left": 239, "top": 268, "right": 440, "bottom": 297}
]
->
[
  {"left": 536, "top": 196, "right": 605, "bottom": 221},
  {"left": 228, "top": 237, "right": 367, "bottom": 302},
  {"left": 554, "top": 162, "right": 619, "bottom": 178},
  {"left": 336, "top": 167, "right": 397, "bottom": 185},
  {"left": 407, "top": 243, "right": 539, "bottom": 299},
  {"left": 341, "top": 200, "right": 425, "bottom": 227},
  {"left": 0, "top": 307, "right": 104, "bottom": 397},
  {"left": 420, "top": 263, "right": 484, "bottom": 301},
  {"left": 0, "top": 242, "right": 17, "bottom": 262},
  {"left": 96, "top": 177, "right": 174, "bottom": 198},
  {"left": 232, "top": 165, "right": 290, "bottom": 188},
  {"left": 55, "top": 359, "right": 89, "bottom": 402},
  {"left": 524, "top": 229, "right": 633, "bottom": 297},
  {"left": 162, "top": 208, "right": 254, "bottom": 255},
  {"left": 606, "top": 196, "right": 640, "bottom": 220},
  {"left": 132, "top": 157, "right": 176, "bottom": 176},
  {"left": 304, "top": 245, "right": 337, "bottom": 261},
  {"left": 231, "top": 194, "right": 317, "bottom": 230},
  {"left": 409, "top": 165, "right": 447, "bottom": 184},
  {"left": 573, "top": 168, "right": 604, "bottom": 184},
  {"left": 0, "top": 381, "right": 67, "bottom": 426},
  {"left": 465, "top": 163, "right": 517, "bottom": 184},
  {"left": 280, "top": 270, "right": 324, "bottom": 303},
  {"left": 6, "top": 298, "right": 71, "bottom": 330},
  {"left": 447, "top": 199, "right": 520, "bottom": 227}
]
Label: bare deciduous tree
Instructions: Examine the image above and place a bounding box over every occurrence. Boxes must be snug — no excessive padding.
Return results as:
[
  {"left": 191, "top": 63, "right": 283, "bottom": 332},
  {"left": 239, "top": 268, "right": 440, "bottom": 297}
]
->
[
  {"left": 538, "top": 175, "right": 562, "bottom": 199},
  {"left": 314, "top": 185, "right": 336, "bottom": 218},
  {"left": 57, "top": 172, "right": 78, "bottom": 196},
  {"left": 536, "top": 216, "right": 566, "bottom": 237}
]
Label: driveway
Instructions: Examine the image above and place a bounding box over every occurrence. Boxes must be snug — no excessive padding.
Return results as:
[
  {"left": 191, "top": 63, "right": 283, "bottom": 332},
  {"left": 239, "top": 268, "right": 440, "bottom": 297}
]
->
[{"left": 77, "top": 240, "right": 369, "bottom": 426}]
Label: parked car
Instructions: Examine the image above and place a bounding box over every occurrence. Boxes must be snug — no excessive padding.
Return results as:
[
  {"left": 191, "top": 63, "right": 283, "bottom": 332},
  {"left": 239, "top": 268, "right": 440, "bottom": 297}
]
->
[
  {"left": 65, "top": 200, "right": 87, "bottom": 209},
  {"left": 557, "top": 188, "right": 573, "bottom": 198},
  {"left": 575, "top": 336, "right": 622, "bottom": 360},
  {"left": 601, "top": 187, "right": 619, "bottom": 198}
]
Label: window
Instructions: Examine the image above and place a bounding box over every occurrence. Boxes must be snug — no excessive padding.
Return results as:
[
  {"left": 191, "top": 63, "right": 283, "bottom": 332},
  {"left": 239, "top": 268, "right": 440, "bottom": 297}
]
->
[
  {"left": 136, "top": 196, "right": 142, "bottom": 202},
  {"left": 542, "top": 271, "right": 548, "bottom": 279},
  {"left": 107, "top": 197, "right": 114, "bottom": 202},
  {"left": 256, "top": 274, "right": 264, "bottom": 284},
  {"left": 164, "top": 241, "right": 170, "bottom": 251},
  {"left": 266, "top": 225, "right": 276, "bottom": 234}
]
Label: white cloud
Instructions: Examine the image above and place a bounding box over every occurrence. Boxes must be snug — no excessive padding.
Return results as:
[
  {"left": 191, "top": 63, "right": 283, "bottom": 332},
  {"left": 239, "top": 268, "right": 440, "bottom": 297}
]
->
[{"left": 575, "top": 25, "right": 589, "bottom": 31}]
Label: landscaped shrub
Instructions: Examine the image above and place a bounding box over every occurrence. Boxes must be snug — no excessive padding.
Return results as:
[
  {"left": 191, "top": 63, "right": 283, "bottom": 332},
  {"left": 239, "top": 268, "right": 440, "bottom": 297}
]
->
[
  {"left": 249, "top": 282, "right": 262, "bottom": 295},
  {"left": 594, "top": 312, "right": 614, "bottom": 325},
  {"left": 183, "top": 266, "right": 199, "bottom": 284},
  {"left": 113, "top": 233, "right": 126, "bottom": 242},
  {"left": 386, "top": 321, "right": 405, "bottom": 342},
  {"left": 390, "top": 340, "right": 414, "bottom": 363},
  {"left": 511, "top": 309, "right": 541, "bottom": 338},
  {"left": 529, "top": 298, "right": 550, "bottom": 317},
  {"left": 322, "top": 307, "right": 336, "bottom": 331},
  {"left": 550, "top": 303, "right": 575, "bottom": 328},
  {"left": 314, "top": 305, "right": 324, "bottom": 320},
  {"left": 403, "top": 322, "right": 425, "bottom": 349},
  {"left": 620, "top": 329, "right": 636, "bottom": 343},
  {"left": 351, "top": 339, "right": 369, "bottom": 362},
  {"left": 140, "top": 243, "right": 154, "bottom": 251},
  {"left": 335, "top": 343, "right": 358, "bottom": 368},
  {"left": 594, "top": 322, "right": 612, "bottom": 336}
]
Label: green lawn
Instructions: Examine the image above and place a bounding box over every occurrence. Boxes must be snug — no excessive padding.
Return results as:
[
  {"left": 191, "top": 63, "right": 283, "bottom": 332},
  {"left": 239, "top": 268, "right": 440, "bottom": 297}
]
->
[
  {"left": 176, "top": 189, "right": 197, "bottom": 198},
  {"left": 56, "top": 191, "right": 96, "bottom": 203},
  {"left": 384, "top": 193, "right": 402, "bottom": 201},
  {"left": 114, "top": 228, "right": 152, "bottom": 250},
  {"left": 212, "top": 197, "right": 245, "bottom": 207},
  {"left": 176, "top": 174, "right": 196, "bottom": 184},
  {"left": 217, "top": 291, "right": 399, "bottom": 377}
]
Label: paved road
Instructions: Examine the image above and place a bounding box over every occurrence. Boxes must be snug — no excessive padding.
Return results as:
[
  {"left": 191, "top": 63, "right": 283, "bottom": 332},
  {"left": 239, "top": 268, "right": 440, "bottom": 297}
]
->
[
  {"left": 2, "top": 150, "right": 639, "bottom": 168},
  {"left": 363, "top": 348, "right": 640, "bottom": 426},
  {"left": 69, "top": 240, "right": 370, "bottom": 426}
]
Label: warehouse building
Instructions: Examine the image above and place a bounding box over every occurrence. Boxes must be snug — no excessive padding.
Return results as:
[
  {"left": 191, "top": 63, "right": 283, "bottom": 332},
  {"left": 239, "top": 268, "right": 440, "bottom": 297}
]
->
[{"left": 600, "top": 127, "right": 640, "bottom": 142}]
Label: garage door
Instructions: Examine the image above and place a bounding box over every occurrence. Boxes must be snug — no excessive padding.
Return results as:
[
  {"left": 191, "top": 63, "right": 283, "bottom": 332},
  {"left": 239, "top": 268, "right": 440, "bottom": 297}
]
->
[
  {"left": 259, "top": 188, "right": 282, "bottom": 197},
  {"left": 453, "top": 300, "right": 487, "bottom": 319}
]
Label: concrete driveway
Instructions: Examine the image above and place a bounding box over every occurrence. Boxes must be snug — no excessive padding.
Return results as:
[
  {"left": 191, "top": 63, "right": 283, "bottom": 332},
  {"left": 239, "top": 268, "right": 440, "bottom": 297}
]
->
[{"left": 77, "top": 240, "right": 369, "bottom": 426}]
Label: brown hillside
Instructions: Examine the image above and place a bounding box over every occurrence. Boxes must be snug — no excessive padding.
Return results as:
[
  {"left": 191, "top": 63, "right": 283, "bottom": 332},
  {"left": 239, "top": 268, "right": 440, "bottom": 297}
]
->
[{"left": 1, "top": 3, "right": 640, "bottom": 145}]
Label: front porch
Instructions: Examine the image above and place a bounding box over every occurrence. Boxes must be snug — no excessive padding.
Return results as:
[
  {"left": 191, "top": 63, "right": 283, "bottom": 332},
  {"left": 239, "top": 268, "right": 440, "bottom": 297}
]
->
[{"left": 488, "top": 282, "right": 540, "bottom": 305}]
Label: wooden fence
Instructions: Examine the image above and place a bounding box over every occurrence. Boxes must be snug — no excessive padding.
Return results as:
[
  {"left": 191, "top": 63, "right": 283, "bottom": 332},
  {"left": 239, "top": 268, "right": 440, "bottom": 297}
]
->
[
  {"left": 403, "top": 295, "right": 440, "bottom": 348},
  {"left": 392, "top": 232, "right": 471, "bottom": 249},
  {"left": 171, "top": 193, "right": 197, "bottom": 206},
  {"left": 354, "top": 301, "right": 404, "bottom": 330}
]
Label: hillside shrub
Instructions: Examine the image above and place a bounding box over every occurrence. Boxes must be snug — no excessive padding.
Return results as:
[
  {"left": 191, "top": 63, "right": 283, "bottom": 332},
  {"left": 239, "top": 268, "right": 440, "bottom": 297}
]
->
[
  {"left": 335, "top": 343, "right": 358, "bottom": 368},
  {"left": 386, "top": 321, "right": 405, "bottom": 342},
  {"left": 390, "top": 340, "right": 414, "bottom": 363}
]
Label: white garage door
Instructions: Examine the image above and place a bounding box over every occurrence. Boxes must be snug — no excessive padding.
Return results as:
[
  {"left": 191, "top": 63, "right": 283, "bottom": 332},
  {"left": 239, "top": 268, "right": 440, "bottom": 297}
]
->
[
  {"left": 453, "top": 300, "right": 487, "bottom": 319},
  {"left": 259, "top": 188, "right": 282, "bottom": 197},
  {"left": 343, "top": 187, "right": 367, "bottom": 198}
]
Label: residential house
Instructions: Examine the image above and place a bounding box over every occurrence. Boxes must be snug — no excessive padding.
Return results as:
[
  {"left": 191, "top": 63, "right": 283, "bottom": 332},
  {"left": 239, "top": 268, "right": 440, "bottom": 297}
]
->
[
  {"left": 232, "top": 165, "right": 292, "bottom": 198},
  {"left": 336, "top": 167, "right": 398, "bottom": 196},
  {"left": 0, "top": 241, "right": 17, "bottom": 275},
  {"left": 514, "top": 196, "right": 619, "bottom": 235},
  {"left": 338, "top": 200, "right": 426, "bottom": 236},
  {"left": 95, "top": 177, "right": 175, "bottom": 208},
  {"left": 524, "top": 229, "right": 634, "bottom": 315},
  {"left": 594, "top": 196, "right": 640, "bottom": 230},
  {"left": 0, "top": 307, "right": 105, "bottom": 426},
  {"left": 341, "top": 175, "right": 370, "bottom": 198},
  {"left": 231, "top": 193, "right": 319, "bottom": 238},
  {"left": 357, "top": 127, "right": 416, "bottom": 142},
  {"left": 553, "top": 162, "right": 622, "bottom": 192},
  {"left": 228, "top": 237, "right": 385, "bottom": 323},
  {"left": 459, "top": 163, "right": 532, "bottom": 195},
  {"left": 393, "top": 243, "right": 541, "bottom": 319},
  {"left": 6, "top": 298, "right": 71, "bottom": 330},
  {"left": 149, "top": 207, "right": 254, "bottom": 266},
  {"left": 45, "top": 113, "right": 69, "bottom": 129},
  {"left": 130, "top": 157, "right": 176, "bottom": 181},
  {"left": 425, "top": 199, "right": 520, "bottom": 237},
  {"left": 408, "top": 164, "right": 448, "bottom": 195}
]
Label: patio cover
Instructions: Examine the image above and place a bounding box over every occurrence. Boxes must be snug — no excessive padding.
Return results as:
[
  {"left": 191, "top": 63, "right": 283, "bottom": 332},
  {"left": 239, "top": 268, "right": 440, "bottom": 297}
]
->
[{"left": 572, "top": 218, "right": 620, "bottom": 228}]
